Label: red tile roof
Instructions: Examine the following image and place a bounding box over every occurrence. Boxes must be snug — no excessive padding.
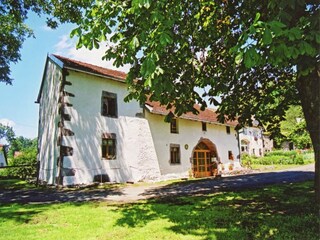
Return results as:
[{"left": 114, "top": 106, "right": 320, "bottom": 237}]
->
[
  {"left": 145, "top": 100, "right": 238, "bottom": 126},
  {"left": 52, "top": 55, "right": 127, "bottom": 81}
]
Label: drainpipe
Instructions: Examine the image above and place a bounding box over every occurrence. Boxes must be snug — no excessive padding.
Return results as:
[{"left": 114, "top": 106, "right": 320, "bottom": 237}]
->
[{"left": 237, "top": 129, "right": 242, "bottom": 165}]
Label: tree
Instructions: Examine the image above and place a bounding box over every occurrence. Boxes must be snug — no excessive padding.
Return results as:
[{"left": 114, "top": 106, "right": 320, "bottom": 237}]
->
[
  {"left": 68, "top": 0, "right": 319, "bottom": 200},
  {"left": 279, "top": 105, "right": 312, "bottom": 149},
  {"left": 7, "top": 136, "right": 37, "bottom": 159},
  {"left": 0, "top": 123, "right": 15, "bottom": 144},
  {"left": 0, "top": 0, "right": 93, "bottom": 84}
]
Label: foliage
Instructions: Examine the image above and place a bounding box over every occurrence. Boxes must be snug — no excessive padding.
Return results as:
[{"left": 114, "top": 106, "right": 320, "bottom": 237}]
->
[
  {"left": 6, "top": 147, "right": 37, "bottom": 179},
  {"left": 0, "top": 123, "right": 15, "bottom": 144},
  {"left": 242, "top": 150, "right": 314, "bottom": 166},
  {"left": 0, "top": 0, "right": 93, "bottom": 84},
  {"left": 290, "top": 120, "right": 312, "bottom": 149},
  {"left": 0, "top": 122, "right": 37, "bottom": 179},
  {"left": 0, "top": 181, "right": 318, "bottom": 240},
  {"left": 7, "top": 137, "right": 37, "bottom": 159},
  {"left": 275, "top": 105, "right": 312, "bottom": 148},
  {"left": 70, "top": 1, "right": 318, "bottom": 129}
]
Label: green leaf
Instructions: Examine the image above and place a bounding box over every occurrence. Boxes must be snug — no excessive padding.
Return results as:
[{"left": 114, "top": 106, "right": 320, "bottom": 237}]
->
[
  {"left": 132, "top": 0, "right": 151, "bottom": 9},
  {"left": 254, "top": 12, "right": 261, "bottom": 23},
  {"left": 160, "top": 33, "right": 173, "bottom": 46},
  {"left": 291, "top": 27, "right": 302, "bottom": 40},
  {"left": 93, "top": 39, "right": 99, "bottom": 49},
  {"left": 262, "top": 28, "right": 272, "bottom": 45},
  {"left": 144, "top": 76, "right": 152, "bottom": 87},
  {"left": 235, "top": 52, "right": 243, "bottom": 65},
  {"left": 70, "top": 28, "right": 80, "bottom": 38},
  {"left": 244, "top": 48, "right": 260, "bottom": 68},
  {"left": 140, "top": 56, "right": 156, "bottom": 77},
  {"left": 268, "top": 21, "right": 286, "bottom": 36},
  {"left": 130, "top": 36, "right": 140, "bottom": 49}
]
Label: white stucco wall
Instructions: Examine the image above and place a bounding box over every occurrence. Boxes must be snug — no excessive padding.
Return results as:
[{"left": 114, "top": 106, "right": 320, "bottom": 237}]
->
[
  {"left": 145, "top": 111, "right": 240, "bottom": 179},
  {"left": 61, "top": 70, "right": 161, "bottom": 185},
  {"left": 37, "top": 60, "right": 61, "bottom": 184}
]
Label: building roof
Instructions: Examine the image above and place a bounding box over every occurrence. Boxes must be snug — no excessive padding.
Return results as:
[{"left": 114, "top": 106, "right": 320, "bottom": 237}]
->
[
  {"left": 145, "top": 100, "right": 238, "bottom": 127},
  {"left": 52, "top": 55, "right": 127, "bottom": 81}
]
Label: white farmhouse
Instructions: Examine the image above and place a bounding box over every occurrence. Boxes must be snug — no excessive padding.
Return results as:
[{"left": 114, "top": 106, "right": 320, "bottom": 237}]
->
[
  {"left": 36, "top": 54, "right": 240, "bottom": 186},
  {"left": 239, "top": 126, "right": 274, "bottom": 157}
]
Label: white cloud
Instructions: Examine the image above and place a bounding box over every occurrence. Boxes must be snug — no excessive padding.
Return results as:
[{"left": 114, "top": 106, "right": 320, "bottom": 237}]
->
[
  {"left": 0, "top": 118, "right": 15, "bottom": 128},
  {"left": 54, "top": 34, "right": 131, "bottom": 72}
]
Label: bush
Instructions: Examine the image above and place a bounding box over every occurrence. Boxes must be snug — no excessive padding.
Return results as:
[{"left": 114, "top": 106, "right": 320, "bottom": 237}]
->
[
  {"left": 241, "top": 150, "right": 314, "bottom": 166},
  {"left": 248, "top": 150, "right": 307, "bottom": 165},
  {"left": 6, "top": 148, "right": 37, "bottom": 179}
]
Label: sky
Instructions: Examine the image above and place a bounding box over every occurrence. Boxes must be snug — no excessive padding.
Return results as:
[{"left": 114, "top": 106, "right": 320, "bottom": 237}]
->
[{"left": 0, "top": 13, "right": 129, "bottom": 140}]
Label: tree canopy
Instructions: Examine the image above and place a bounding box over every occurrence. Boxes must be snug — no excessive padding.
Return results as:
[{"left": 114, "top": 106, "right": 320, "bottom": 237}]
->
[
  {"left": 70, "top": 1, "right": 318, "bottom": 127},
  {"left": 0, "top": 0, "right": 93, "bottom": 84},
  {"left": 0, "top": 123, "right": 15, "bottom": 144},
  {"left": 279, "top": 105, "right": 312, "bottom": 149}
]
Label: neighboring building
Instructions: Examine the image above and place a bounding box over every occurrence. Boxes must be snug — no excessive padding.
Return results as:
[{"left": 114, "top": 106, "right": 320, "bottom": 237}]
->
[
  {"left": 0, "top": 144, "right": 8, "bottom": 167},
  {"left": 36, "top": 54, "right": 240, "bottom": 186},
  {"left": 239, "top": 127, "right": 265, "bottom": 157}
]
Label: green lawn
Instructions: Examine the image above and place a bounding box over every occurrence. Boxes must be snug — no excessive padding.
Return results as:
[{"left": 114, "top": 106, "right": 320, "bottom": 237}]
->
[
  {"left": 251, "top": 164, "right": 310, "bottom": 171},
  {"left": 0, "top": 181, "right": 319, "bottom": 240},
  {"left": 0, "top": 178, "right": 37, "bottom": 190}
]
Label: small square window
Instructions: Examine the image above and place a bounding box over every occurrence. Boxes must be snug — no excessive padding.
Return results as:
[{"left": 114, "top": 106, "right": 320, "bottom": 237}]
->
[
  {"left": 202, "top": 122, "right": 207, "bottom": 131},
  {"left": 101, "top": 91, "right": 117, "bottom": 117},
  {"left": 226, "top": 126, "right": 231, "bottom": 134},
  {"left": 170, "top": 144, "right": 181, "bottom": 164},
  {"left": 102, "top": 134, "right": 116, "bottom": 160},
  {"left": 228, "top": 151, "right": 234, "bottom": 160},
  {"left": 170, "top": 118, "right": 179, "bottom": 134}
]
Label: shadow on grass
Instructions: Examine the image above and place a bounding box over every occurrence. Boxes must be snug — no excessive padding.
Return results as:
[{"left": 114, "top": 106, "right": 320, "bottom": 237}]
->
[{"left": 114, "top": 181, "right": 319, "bottom": 240}]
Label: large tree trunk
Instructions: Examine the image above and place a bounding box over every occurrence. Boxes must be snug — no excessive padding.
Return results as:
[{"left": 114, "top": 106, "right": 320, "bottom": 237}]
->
[{"left": 296, "top": 57, "right": 320, "bottom": 202}]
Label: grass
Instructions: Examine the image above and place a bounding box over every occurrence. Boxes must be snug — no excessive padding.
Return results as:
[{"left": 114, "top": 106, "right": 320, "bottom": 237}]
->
[
  {"left": 251, "top": 164, "right": 310, "bottom": 171},
  {"left": 0, "top": 181, "right": 319, "bottom": 240},
  {"left": 0, "top": 178, "right": 37, "bottom": 190}
]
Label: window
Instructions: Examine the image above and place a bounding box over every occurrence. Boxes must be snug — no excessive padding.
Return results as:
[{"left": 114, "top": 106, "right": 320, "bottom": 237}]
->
[
  {"left": 228, "top": 151, "right": 234, "bottom": 160},
  {"left": 102, "top": 133, "right": 116, "bottom": 160},
  {"left": 170, "top": 144, "right": 181, "bottom": 164},
  {"left": 226, "top": 126, "right": 231, "bottom": 134},
  {"left": 170, "top": 118, "right": 179, "bottom": 133},
  {"left": 101, "top": 91, "right": 117, "bottom": 117},
  {"left": 202, "top": 122, "right": 207, "bottom": 131}
]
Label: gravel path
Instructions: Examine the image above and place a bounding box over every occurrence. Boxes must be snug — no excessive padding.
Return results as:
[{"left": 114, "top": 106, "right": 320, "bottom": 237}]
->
[{"left": 0, "top": 164, "right": 314, "bottom": 204}]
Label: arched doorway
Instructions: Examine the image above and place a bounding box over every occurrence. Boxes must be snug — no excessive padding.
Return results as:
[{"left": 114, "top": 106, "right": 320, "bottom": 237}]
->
[{"left": 192, "top": 139, "right": 218, "bottom": 178}]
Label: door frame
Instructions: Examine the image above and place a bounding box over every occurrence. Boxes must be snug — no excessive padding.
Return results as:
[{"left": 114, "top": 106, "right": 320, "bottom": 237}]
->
[{"left": 192, "top": 138, "right": 219, "bottom": 178}]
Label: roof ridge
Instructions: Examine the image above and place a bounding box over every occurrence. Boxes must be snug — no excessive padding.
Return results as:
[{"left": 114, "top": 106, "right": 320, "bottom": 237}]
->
[{"left": 52, "top": 54, "right": 127, "bottom": 80}]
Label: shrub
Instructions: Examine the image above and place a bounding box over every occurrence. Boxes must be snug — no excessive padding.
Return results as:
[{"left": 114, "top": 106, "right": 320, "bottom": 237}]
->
[{"left": 6, "top": 148, "right": 37, "bottom": 179}]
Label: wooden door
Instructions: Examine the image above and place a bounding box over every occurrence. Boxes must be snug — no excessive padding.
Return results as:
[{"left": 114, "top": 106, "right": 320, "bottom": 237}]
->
[{"left": 193, "top": 150, "right": 212, "bottom": 178}]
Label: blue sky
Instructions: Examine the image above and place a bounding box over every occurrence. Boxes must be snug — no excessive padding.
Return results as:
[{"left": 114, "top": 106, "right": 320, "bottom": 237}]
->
[{"left": 0, "top": 13, "right": 129, "bottom": 140}]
